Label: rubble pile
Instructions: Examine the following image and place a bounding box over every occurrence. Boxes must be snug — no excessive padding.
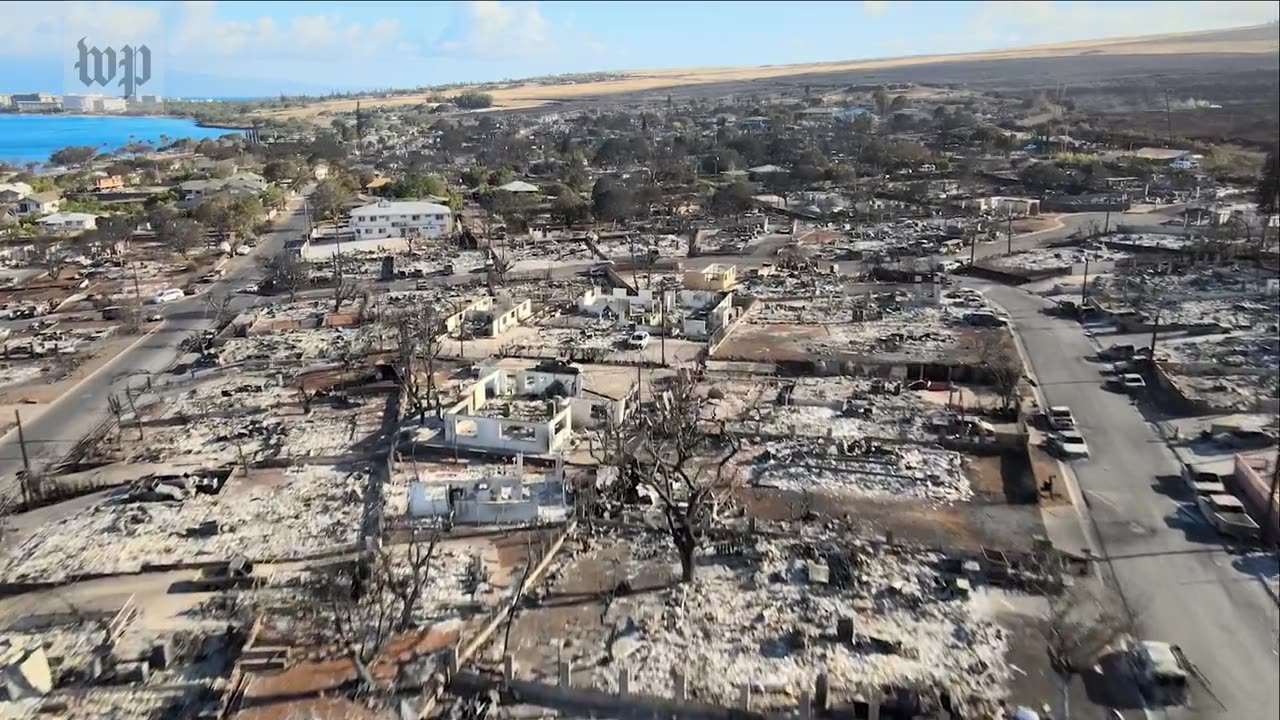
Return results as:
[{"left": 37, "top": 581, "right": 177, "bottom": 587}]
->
[
  {"left": 987, "top": 246, "right": 1130, "bottom": 272},
  {"left": 749, "top": 443, "right": 971, "bottom": 504},
  {"left": 0, "top": 363, "right": 45, "bottom": 387},
  {"left": 113, "top": 374, "right": 382, "bottom": 464},
  {"left": 585, "top": 532, "right": 1008, "bottom": 714},
  {"left": 219, "top": 327, "right": 358, "bottom": 365},
  {"left": 0, "top": 466, "right": 363, "bottom": 582},
  {"left": 739, "top": 274, "right": 846, "bottom": 301},
  {"left": 1160, "top": 333, "right": 1280, "bottom": 368},
  {"left": 593, "top": 233, "right": 688, "bottom": 259},
  {"left": 1100, "top": 266, "right": 1277, "bottom": 328}
]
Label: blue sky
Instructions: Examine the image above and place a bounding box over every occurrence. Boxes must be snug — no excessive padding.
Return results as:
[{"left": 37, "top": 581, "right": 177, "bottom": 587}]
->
[{"left": 1, "top": 1, "right": 1276, "bottom": 97}]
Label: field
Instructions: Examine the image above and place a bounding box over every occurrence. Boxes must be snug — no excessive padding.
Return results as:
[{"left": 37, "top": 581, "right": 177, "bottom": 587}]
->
[{"left": 256, "top": 24, "right": 1280, "bottom": 121}]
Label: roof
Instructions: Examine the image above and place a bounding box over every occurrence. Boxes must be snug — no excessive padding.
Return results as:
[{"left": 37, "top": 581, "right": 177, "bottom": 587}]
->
[
  {"left": 497, "top": 180, "right": 540, "bottom": 193},
  {"left": 748, "top": 164, "right": 785, "bottom": 174},
  {"left": 37, "top": 211, "right": 97, "bottom": 223},
  {"left": 350, "top": 200, "right": 451, "bottom": 216},
  {"left": 24, "top": 191, "right": 60, "bottom": 203}
]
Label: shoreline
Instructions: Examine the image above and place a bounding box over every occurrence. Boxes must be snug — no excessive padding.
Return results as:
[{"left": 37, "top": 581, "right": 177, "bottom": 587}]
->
[{"left": 0, "top": 111, "right": 251, "bottom": 130}]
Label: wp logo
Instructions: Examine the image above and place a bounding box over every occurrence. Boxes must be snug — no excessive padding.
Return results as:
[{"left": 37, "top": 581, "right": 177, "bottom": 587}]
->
[{"left": 74, "top": 37, "right": 152, "bottom": 97}]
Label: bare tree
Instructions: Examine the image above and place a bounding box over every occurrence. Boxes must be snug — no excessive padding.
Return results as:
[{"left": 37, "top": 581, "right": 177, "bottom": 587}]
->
[
  {"left": 206, "top": 292, "right": 234, "bottom": 327},
  {"left": 312, "top": 530, "right": 440, "bottom": 694},
  {"left": 973, "top": 333, "right": 1022, "bottom": 412},
  {"left": 317, "top": 563, "right": 398, "bottom": 693},
  {"left": 633, "top": 370, "right": 742, "bottom": 582},
  {"left": 385, "top": 300, "right": 447, "bottom": 423},
  {"left": 383, "top": 527, "right": 439, "bottom": 631},
  {"left": 262, "top": 251, "right": 308, "bottom": 301},
  {"left": 331, "top": 255, "right": 363, "bottom": 313},
  {"left": 34, "top": 243, "right": 68, "bottom": 279}
]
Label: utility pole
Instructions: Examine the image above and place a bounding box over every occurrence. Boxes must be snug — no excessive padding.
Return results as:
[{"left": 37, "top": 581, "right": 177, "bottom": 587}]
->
[
  {"left": 660, "top": 286, "right": 667, "bottom": 366},
  {"left": 1006, "top": 212, "right": 1013, "bottom": 255},
  {"left": 1104, "top": 210, "right": 1111, "bottom": 234},
  {"left": 15, "top": 410, "right": 31, "bottom": 507},
  {"left": 968, "top": 229, "right": 977, "bottom": 267},
  {"left": 1149, "top": 308, "right": 1161, "bottom": 353},
  {"left": 1080, "top": 252, "right": 1090, "bottom": 308}
]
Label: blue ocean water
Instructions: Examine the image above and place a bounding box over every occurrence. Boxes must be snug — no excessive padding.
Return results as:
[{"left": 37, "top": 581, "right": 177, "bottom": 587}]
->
[{"left": 0, "top": 114, "right": 241, "bottom": 165}]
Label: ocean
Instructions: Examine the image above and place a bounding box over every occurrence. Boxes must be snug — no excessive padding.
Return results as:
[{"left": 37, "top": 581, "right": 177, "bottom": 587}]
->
[{"left": 0, "top": 114, "right": 241, "bottom": 165}]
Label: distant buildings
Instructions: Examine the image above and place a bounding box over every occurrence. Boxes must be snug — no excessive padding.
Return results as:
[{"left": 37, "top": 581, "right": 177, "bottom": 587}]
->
[
  {"left": 10, "top": 93, "right": 61, "bottom": 112},
  {"left": 63, "top": 94, "right": 127, "bottom": 113}
]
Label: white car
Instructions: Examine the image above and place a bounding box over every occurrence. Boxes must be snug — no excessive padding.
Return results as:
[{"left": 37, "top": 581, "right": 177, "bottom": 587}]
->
[
  {"left": 1047, "top": 405, "right": 1076, "bottom": 431},
  {"left": 150, "top": 288, "right": 183, "bottom": 304},
  {"left": 1049, "top": 430, "right": 1090, "bottom": 458},
  {"left": 626, "top": 331, "right": 651, "bottom": 350}
]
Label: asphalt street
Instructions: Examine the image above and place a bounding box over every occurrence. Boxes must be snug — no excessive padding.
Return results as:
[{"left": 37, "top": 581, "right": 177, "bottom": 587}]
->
[
  {"left": 0, "top": 192, "right": 312, "bottom": 494},
  {"left": 976, "top": 281, "right": 1280, "bottom": 720}
]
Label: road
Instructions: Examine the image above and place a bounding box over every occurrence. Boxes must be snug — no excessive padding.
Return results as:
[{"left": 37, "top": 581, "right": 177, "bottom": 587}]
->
[
  {"left": 0, "top": 192, "right": 312, "bottom": 495},
  {"left": 975, "top": 281, "right": 1280, "bottom": 719}
]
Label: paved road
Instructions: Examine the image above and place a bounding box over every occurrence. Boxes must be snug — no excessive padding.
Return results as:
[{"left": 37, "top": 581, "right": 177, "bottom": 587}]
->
[
  {"left": 0, "top": 193, "right": 312, "bottom": 495},
  {"left": 975, "top": 281, "right": 1280, "bottom": 719}
]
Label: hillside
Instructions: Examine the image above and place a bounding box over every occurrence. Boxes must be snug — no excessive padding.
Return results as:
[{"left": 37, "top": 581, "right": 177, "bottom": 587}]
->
[{"left": 257, "top": 23, "right": 1280, "bottom": 120}]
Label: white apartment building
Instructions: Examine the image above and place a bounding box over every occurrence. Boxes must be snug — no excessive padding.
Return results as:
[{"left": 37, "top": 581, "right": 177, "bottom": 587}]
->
[
  {"left": 63, "top": 94, "right": 127, "bottom": 113},
  {"left": 349, "top": 200, "right": 452, "bottom": 240}
]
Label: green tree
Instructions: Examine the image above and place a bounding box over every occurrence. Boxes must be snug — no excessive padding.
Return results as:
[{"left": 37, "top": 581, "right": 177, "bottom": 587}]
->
[
  {"left": 311, "top": 179, "right": 353, "bottom": 224},
  {"left": 451, "top": 91, "right": 493, "bottom": 110},
  {"left": 260, "top": 185, "right": 286, "bottom": 211},
  {"left": 709, "top": 181, "right": 755, "bottom": 218},
  {"left": 163, "top": 218, "right": 205, "bottom": 257},
  {"left": 386, "top": 173, "right": 447, "bottom": 199},
  {"left": 551, "top": 186, "right": 589, "bottom": 225},
  {"left": 49, "top": 145, "right": 97, "bottom": 168},
  {"left": 228, "top": 195, "right": 264, "bottom": 241},
  {"left": 591, "top": 176, "right": 635, "bottom": 224},
  {"left": 263, "top": 158, "right": 303, "bottom": 184}
]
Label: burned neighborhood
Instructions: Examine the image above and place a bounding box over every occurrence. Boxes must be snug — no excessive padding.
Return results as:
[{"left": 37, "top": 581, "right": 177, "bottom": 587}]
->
[{"left": 0, "top": 12, "right": 1277, "bottom": 720}]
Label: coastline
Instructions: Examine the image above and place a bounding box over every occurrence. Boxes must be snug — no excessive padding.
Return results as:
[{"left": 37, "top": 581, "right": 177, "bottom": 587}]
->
[
  {"left": 0, "top": 110, "right": 251, "bottom": 130},
  {"left": 0, "top": 114, "right": 246, "bottom": 165}
]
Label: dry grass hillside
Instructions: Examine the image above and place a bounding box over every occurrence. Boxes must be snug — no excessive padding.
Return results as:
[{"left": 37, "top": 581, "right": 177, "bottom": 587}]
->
[{"left": 258, "top": 23, "right": 1280, "bottom": 120}]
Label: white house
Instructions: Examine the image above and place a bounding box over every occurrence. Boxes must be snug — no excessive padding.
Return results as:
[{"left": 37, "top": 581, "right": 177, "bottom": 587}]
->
[
  {"left": 14, "top": 192, "right": 61, "bottom": 217},
  {"left": 350, "top": 199, "right": 452, "bottom": 240},
  {"left": 36, "top": 212, "right": 98, "bottom": 233}
]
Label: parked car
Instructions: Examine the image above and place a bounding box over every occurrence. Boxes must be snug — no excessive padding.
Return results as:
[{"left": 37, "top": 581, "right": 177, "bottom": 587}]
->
[
  {"left": 1121, "top": 374, "right": 1146, "bottom": 394},
  {"left": 626, "top": 331, "right": 651, "bottom": 349},
  {"left": 1047, "top": 405, "right": 1076, "bottom": 431},
  {"left": 1048, "top": 430, "right": 1089, "bottom": 458},
  {"left": 1098, "top": 344, "right": 1136, "bottom": 361}
]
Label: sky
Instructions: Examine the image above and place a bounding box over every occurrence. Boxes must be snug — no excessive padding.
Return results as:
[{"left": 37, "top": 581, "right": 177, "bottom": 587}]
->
[{"left": 0, "top": 0, "right": 1277, "bottom": 97}]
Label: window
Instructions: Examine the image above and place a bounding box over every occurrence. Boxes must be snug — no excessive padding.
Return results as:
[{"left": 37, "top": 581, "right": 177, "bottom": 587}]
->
[{"left": 411, "top": 214, "right": 420, "bottom": 220}]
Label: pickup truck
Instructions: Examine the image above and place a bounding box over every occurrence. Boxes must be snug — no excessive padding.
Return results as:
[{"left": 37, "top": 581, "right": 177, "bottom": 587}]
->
[{"left": 1128, "top": 640, "right": 1191, "bottom": 706}]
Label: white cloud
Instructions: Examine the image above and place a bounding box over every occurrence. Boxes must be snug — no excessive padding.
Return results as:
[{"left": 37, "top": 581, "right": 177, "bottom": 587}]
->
[
  {"left": 431, "top": 1, "right": 554, "bottom": 58},
  {"left": 863, "top": 1, "right": 889, "bottom": 17},
  {"left": 171, "top": 2, "right": 403, "bottom": 60},
  {"left": 0, "top": 1, "right": 163, "bottom": 56}
]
